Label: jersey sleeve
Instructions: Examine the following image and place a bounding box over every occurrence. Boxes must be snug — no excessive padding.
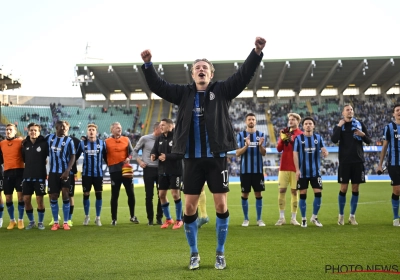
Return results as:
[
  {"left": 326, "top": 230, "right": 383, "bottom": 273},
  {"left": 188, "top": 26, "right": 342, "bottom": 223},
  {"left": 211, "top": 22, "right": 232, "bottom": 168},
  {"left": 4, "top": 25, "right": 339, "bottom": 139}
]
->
[
  {"left": 75, "top": 141, "right": 83, "bottom": 159},
  {"left": 319, "top": 135, "right": 325, "bottom": 148},
  {"left": 383, "top": 125, "right": 390, "bottom": 141},
  {"left": 69, "top": 139, "right": 76, "bottom": 155},
  {"left": 262, "top": 132, "right": 266, "bottom": 146},
  {"left": 132, "top": 136, "right": 144, "bottom": 159},
  {"left": 237, "top": 132, "right": 243, "bottom": 148},
  {"left": 293, "top": 136, "right": 300, "bottom": 152}
]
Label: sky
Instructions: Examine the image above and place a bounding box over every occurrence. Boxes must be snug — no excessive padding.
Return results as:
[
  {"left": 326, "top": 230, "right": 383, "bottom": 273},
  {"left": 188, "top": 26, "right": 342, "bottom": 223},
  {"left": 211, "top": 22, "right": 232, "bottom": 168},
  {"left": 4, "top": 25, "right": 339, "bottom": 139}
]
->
[{"left": 1, "top": 0, "right": 399, "bottom": 97}]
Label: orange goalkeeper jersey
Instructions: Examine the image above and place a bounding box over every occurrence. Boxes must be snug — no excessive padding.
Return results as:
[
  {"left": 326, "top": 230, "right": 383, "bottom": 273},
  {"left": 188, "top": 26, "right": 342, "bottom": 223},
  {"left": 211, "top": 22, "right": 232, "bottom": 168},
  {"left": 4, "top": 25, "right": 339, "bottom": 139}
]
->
[{"left": 0, "top": 138, "right": 24, "bottom": 171}]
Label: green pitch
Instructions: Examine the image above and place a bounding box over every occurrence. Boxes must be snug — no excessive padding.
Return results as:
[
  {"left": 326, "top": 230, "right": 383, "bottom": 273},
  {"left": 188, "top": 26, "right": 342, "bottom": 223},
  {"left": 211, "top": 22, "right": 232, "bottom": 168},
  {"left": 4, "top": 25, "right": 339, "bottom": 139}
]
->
[{"left": 1, "top": 181, "right": 399, "bottom": 280}]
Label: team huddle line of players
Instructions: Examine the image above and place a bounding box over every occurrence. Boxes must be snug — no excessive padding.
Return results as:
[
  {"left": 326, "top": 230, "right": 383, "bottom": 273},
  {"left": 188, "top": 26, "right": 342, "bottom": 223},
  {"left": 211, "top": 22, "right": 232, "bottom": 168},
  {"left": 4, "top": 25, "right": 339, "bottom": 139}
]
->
[{"left": 0, "top": 121, "right": 141, "bottom": 231}]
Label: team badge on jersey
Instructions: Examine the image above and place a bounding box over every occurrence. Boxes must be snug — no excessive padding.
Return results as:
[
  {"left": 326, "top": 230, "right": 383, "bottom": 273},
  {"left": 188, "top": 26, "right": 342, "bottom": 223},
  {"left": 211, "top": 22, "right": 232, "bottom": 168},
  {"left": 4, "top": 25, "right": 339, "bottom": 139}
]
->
[
  {"left": 209, "top": 92, "right": 215, "bottom": 100},
  {"left": 37, "top": 146, "right": 41, "bottom": 152},
  {"left": 169, "top": 141, "right": 173, "bottom": 146}
]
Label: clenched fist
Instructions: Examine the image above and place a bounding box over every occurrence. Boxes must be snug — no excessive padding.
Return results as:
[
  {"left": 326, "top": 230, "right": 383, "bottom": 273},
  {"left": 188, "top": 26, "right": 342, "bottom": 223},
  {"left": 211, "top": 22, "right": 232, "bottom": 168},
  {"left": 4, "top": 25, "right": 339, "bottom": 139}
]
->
[
  {"left": 255, "top": 37, "right": 266, "bottom": 54},
  {"left": 141, "top": 49, "right": 152, "bottom": 63}
]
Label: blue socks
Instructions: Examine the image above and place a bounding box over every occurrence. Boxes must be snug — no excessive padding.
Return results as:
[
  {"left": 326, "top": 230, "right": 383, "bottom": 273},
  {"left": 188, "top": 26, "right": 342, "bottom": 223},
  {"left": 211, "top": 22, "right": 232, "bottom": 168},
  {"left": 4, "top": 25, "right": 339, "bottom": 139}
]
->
[
  {"left": 0, "top": 204, "right": 4, "bottom": 219},
  {"left": 68, "top": 205, "right": 74, "bottom": 220},
  {"left": 162, "top": 202, "right": 171, "bottom": 220},
  {"left": 241, "top": 197, "right": 249, "bottom": 220},
  {"left": 26, "top": 209, "right": 34, "bottom": 222},
  {"left": 256, "top": 197, "right": 262, "bottom": 221},
  {"left": 18, "top": 201, "right": 25, "bottom": 220},
  {"left": 216, "top": 213, "right": 229, "bottom": 253},
  {"left": 83, "top": 194, "right": 103, "bottom": 217},
  {"left": 161, "top": 199, "right": 182, "bottom": 221},
  {"left": 6, "top": 202, "right": 15, "bottom": 220},
  {"left": 338, "top": 191, "right": 346, "bottom": 215},
  {"left": 184, "top": 211, "right": 230, "bottom": 255},
  {"left": 350, "top": 192, "right": 359, "bottom": 215},
  {"left": 38, "top": 209, "right": 45, "bottom": 223},
  {"left": 83, "top": 195, "right": 90, "bottom": 216},
  {"left": 339, "top": 191, "right": 359, "bottom": 216},
  {"left": 299, "top": 198, "right": 307, "bottom": 218},
  {"left": 175, "top": 199, "right": 182, "bottom": 221},
  {"left": 313, "top": 194, "right": 322, "bottom": 216},
  {"left": 50, "top": 200, "right": 59, "bottom": 222},
  {"left": 240, "top": 197, "right": 263, "bottom": 221},
  {"left": 96, "top": 199, "right": 102, "bottom": 217},
  {"left": 184, "top": 214, "right": 198, "bottom": 254},
  {"left": 392, "top": 194, "right": 399, "bottom": 220},
  {"left": 63, "top": 200, "right": 70, "bottom": 223}
]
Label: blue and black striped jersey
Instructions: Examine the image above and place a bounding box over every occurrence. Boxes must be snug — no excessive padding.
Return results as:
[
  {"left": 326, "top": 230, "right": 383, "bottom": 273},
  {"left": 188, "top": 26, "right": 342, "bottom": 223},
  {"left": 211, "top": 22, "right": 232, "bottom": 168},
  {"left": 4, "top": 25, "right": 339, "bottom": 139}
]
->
[
  {"left": 76, "top": 139, "right": 107, "bottom": 177},
  {"left": 383, "top": 122, "right": 400, "bottom": 166},
  {"left": 46, "top": 134, "right": 76, "bottom": 174},
  {"left": 237, "top": 130, "right": 265, "bottom": 174},
  {"left": 293, "top": 133, "right": 325, "bottom": 178}
]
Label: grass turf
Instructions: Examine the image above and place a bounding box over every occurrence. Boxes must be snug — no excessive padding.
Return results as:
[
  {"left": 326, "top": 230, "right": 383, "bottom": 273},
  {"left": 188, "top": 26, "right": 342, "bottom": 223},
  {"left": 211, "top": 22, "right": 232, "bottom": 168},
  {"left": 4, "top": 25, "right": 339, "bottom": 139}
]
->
[{"left": 1, "top": 181, "right": 399, "bottom": 280}]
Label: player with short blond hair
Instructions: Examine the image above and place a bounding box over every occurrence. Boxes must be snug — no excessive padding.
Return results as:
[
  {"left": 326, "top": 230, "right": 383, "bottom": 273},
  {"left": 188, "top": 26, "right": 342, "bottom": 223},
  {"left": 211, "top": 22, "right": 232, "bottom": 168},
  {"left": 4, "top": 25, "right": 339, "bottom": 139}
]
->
[{"left": 275, "top": 113, "right": 302, "bottom": 226}]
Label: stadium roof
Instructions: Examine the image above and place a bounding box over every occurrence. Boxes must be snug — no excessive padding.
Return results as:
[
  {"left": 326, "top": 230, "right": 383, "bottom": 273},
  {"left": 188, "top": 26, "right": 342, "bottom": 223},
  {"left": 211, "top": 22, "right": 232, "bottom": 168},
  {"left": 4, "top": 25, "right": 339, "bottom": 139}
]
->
[
  {"left": 75, "top": 56, "right": 400, "bottom": 100},
  {"left": 0, "top": 69, "right": 22, "bottom": 92}
]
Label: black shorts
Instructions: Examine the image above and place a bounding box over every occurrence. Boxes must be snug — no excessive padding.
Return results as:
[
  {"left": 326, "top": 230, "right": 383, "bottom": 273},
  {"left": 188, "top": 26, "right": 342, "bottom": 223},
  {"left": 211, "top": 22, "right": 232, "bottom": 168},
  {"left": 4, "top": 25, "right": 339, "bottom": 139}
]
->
[
  {"left": 240, "top": 173, "right": 265, "bottom": 193},
  {"left": 297, "top": 177, "right": 323, "bottom": 190},
  {"left": 22, "top": 180, "right": 47, "bottom": 196},
  {"left": 69, "top": 174, "right": 76, "bottom": 197},
  {"left": 158, "top": 175, "right": 181, "bottom": 191},
  {"left": 3, "top": 176, "right": 23, "bottom": 195},
  {"left": 82, "top": 176, "right": 103, "bottom": 192},
  {"left": 338, "top": 163, "right": 366, "bottom": 184},
  {"left": 388, "top": 166, "right": 400, "bottom": 186},
  {"left": 182, "top": 157, "right": 229, "bottom": 195},
  {"left": 47, "top": 173, "right": 70, "bottom": 195}
]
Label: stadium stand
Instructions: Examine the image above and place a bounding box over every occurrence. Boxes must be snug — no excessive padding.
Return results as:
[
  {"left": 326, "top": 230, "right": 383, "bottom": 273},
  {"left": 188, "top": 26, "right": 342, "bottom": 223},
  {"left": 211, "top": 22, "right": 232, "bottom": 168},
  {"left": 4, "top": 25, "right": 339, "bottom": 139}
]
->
[
  {"left": 1, "top": 105, "right": 53, "bottom": 136},
  {"left": 0, "top": 96, "right": 392, "bottom": 178},
  {"left": 0, "top": 104, "right": 147, "bottom": 145}
]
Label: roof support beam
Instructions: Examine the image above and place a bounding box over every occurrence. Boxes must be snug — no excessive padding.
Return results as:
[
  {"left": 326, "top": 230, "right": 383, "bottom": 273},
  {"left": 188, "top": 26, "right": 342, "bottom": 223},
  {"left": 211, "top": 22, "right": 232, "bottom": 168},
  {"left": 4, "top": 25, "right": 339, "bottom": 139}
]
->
[
  {"left": 381, "top": 71, "right": 400, "bottom": 94},
  {"left": 0, "top": 78, "right": 13, "bottom": 85},
  {"left": 252, "top": 62, "right": 264, "bottom": 93},
  {"left": 274, "top": 61, "right": 290, "bottom": 95},
  {"left": 137, "top": 68, "right": 152, "bottom": 99},
  {"left": 294, "top": 60, "right": 315, "bottom": 93},
  {"left": 80, "top": 84, "right": 86, "bottom": 99},
  {"left": 87, "top": 66, "right": 110, "bottom": 99},
  {"left": 359, "top": 59, "right": 393, "bottom": 93},
  {"left": 338, "top": 60, "right": 366, "bottom": 94},
  {"left": 184, "top": 63, "right": 191, "bottom": 84},
  {"left": 110, "top": 67, "right": 131, "bottom": 99},
  {"left": 316, "top": 60, "right": 341, "bottom": 94}
]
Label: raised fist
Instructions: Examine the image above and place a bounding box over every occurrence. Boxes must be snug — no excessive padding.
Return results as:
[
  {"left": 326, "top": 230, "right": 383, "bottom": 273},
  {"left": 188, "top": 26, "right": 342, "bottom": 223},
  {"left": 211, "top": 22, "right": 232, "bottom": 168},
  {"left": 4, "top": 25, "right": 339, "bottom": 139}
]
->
[{"left": 141, "top": 50, "right": 152, "bottom": 63}]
